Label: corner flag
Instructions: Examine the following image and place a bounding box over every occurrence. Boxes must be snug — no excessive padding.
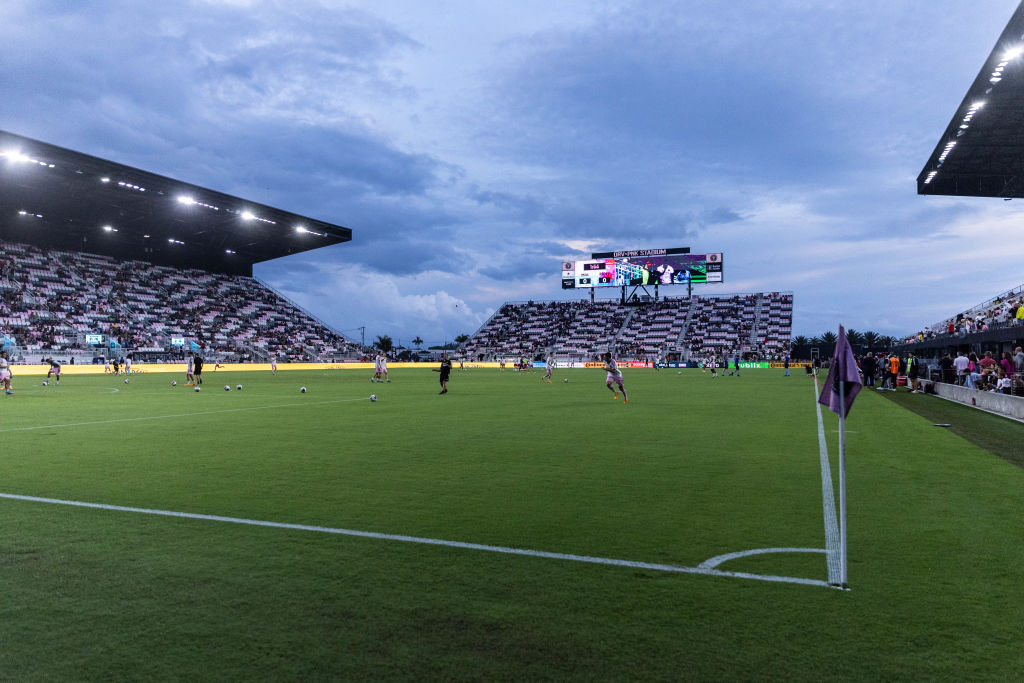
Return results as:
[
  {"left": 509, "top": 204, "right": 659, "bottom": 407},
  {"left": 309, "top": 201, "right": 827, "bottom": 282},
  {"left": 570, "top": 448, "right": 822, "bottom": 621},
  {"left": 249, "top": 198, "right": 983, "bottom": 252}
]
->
[{"left": 818, "top": 325, "right": 862, "bottom": 418}]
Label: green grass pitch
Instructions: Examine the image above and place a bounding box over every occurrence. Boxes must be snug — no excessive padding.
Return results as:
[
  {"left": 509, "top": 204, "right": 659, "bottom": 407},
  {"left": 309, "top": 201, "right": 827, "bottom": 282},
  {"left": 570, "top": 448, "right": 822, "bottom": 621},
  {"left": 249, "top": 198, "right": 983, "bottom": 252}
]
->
[{"left": 0, "top": 367, "right": 1022, "bottom": 679}]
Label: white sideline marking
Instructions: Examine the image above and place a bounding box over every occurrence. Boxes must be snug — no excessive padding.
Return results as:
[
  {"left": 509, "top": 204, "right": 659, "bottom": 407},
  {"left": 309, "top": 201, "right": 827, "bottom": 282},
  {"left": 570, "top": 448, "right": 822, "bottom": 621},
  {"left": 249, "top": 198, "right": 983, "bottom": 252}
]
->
[
  {"left": 0, "top": 398, "right": 369, "bottom": 433},
  {"left": 698, "top": 547, "right": 825, "bottom": 569},
  {"left": 813, "top": 375, "right": 843, "bottom": 585},
  {"left": 0, "top": 492, "right": 832, "bottom": 588}
]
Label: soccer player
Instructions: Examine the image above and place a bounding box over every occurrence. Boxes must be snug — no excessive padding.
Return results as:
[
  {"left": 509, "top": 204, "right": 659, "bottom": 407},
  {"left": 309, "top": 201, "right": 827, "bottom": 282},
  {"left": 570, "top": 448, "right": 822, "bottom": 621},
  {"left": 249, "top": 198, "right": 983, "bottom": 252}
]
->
[
  {"left": 372, "top": 353, "right": 383, "bottom": 383},
  {"left": 601, "top": 351, "right": 627, "bottom": 403},
  {"left": 186, "top": 352, "right": 195, "bottom": 386},
  {"left": 783, "top": 354, "right": 790, "bottom": 376},
  {"left": 499, "top": 359, "right": 506, "bottom": 372},
  {"left": 271, "top": 356, "right": 278, "bottom": 375},
  {"left": 193, "top": 353, "right": 204, "bottom": 385},
  {"left": 543, "top": 354, "right": 554, "bottom": 383},
  {"left": 380, "top": 352, "right": 390, "bottom": 383},
  {"left": 0, "top": 350, "right": 13, "bottom": 395},
  {"left": 124, "top": 356, "right": 132, "bottom": 375},
  {"left": 434, "top": 353, "right": 452, "bottom": 394},
  {"left": 46, "top": 358, "right": 61, "bottom": 385},
  {"left": 103, "top": 358, "right": 111, "bottom": 374}
]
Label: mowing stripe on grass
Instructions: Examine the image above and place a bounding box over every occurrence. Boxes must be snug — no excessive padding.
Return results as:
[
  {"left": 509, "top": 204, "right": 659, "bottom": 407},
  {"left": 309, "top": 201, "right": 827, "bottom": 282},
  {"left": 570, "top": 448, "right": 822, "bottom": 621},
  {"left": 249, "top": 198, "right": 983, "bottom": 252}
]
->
[
  {"left": 0, "top": 398, "right": 369, "bottom": 433},
  {"left": 0, "top": 492, "right": 833, "bottom": 589},
  {"left": 813, "top": 375, "right": 843, "bottom": 585}
]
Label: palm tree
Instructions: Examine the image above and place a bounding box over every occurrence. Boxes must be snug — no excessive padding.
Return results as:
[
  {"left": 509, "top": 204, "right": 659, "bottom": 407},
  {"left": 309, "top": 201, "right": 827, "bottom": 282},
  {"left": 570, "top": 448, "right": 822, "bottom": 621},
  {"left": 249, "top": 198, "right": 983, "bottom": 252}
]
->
[
  {"left": 373, "top": 335, "right": 393, "bottom": 354},
  {"left": 793, "top": 335, "right": 809, "bottom": 346},
  {"left": 412, "top": 336, "right": 423, "bottom": 349},
  {"left": 821, "top": 331, "right": 838, "bottom": 345},
  {"left": 845, "top": 329, "right": 864, "bottom": 345},
  {"left": 809, "top": 336, "right": 823, "bottom": 345},
  {"left": 454, "top": 334, "right": 470, "bottom": 344},
  {"left": 862, "top": 331, "right": 879, "bottom": 348}
]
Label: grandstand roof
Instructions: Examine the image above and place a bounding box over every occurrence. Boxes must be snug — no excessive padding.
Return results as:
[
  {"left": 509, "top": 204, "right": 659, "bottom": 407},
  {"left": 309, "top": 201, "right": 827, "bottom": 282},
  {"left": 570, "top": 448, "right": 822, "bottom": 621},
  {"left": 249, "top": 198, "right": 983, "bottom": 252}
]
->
[
  {"left": 0, "top": 129, "right": 351, "bottom": 275},
  {"left": 917, "top": 3, "right": 1024, "bottom": 198}
]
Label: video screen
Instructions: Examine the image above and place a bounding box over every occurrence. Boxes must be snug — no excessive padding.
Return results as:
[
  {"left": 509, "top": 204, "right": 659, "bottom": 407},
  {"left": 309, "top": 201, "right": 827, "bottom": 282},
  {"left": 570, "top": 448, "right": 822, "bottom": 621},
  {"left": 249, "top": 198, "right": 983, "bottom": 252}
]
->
[{"left": 562, "top": 253, "right": 722, "bottom": 288}]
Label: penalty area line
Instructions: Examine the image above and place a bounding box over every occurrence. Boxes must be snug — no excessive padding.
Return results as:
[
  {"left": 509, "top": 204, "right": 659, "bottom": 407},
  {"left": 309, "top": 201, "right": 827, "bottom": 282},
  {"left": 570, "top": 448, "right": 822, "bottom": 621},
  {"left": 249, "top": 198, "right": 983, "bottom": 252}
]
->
[
  {"left": 0, "top": 397, "right": 370, "bottom": 433},
  {"left": 0, "top": 492, "right": 832, "bottom": 589}
]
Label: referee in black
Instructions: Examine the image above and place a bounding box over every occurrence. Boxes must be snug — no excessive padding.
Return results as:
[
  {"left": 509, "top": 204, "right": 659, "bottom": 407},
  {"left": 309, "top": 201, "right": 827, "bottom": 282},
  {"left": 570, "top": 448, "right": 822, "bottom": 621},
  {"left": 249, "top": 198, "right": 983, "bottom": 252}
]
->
[
  {"left": 193, "top": 353, "right": 204, "bottom": 385},
  {"left": 434, "top": 353, "right": 452, "bottom": 394}
]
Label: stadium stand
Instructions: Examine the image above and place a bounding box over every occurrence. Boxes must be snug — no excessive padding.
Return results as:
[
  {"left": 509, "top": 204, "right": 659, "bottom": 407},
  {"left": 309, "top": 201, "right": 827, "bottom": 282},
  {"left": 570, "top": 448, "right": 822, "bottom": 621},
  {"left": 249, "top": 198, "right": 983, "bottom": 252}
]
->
[
  {"left": 901, "top": 283, "right": 1024, "bottom": 345},
  {"left": 0, "top": 239, "right": 355, "bottom": 363},
  {"left": 461, "top": 292, "right": 792, "bottom": 362}
]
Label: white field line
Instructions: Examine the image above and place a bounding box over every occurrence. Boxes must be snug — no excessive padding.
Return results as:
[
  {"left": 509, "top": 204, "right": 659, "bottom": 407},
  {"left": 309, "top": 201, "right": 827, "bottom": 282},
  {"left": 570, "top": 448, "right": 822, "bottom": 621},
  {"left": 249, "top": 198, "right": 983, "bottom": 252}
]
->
[
  {"left": 813, "top": 375, "right": 843, "bottom": 585},
  {"left": 699, "top": 547, "right": 825, "bottom": 569},
  {"left": 0, "top": 492, "right": 832, "bottom": 588},
  {"left": 0, "top": 398, "right": 369, "bottom": 433}
]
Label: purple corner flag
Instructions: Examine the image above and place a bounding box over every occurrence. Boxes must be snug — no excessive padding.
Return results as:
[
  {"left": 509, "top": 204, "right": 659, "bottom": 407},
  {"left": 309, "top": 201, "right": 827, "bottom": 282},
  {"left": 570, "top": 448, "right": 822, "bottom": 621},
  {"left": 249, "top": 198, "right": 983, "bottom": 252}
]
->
[{"left": 818, "top": 325, "right": 862, "bottom": 418}]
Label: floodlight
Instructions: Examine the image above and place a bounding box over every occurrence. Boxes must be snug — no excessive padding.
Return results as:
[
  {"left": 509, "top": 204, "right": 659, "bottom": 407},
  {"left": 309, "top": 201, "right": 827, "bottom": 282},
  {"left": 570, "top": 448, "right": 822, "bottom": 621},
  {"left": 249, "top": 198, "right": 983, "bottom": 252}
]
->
[
  {"left": 240, "top": 211, "right": 255, "bottom": 221},
  {"left": 225, "top": 249, "right": 236, "bottom": 254},
  {"left": 177, "top": 195, "right": 195, "bottom": 205},
  {"left": 100, "top": 177, "right": 110, "bottom": 183},
  {"left": 295, "top": 225, "right": 307, "bottom": 233},
  {"left": 1003, "top": 46, "right": 1024, "bottom": 61},
  {"left": 102, "top": 225, "right": 114, "bottom": 232}
]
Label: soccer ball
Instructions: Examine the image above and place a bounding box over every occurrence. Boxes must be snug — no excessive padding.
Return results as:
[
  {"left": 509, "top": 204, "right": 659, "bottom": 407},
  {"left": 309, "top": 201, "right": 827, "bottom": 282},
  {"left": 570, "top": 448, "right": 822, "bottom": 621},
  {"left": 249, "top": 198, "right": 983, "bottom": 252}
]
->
[
  {"left": 300, "top": 387, "right": 307, "bottom": 393},
  {"left": 370, "top": 394, "right": 377, "bottom": 402},
  {"left": 236, "top": 384, "right": 242, "bottom": 391},
  {"left": 563, "top": 377, "right": 569, "bottom": 383},
  {"left": 42, "top": 381, "right": 48, "bottom": 386},
  {"left": 124, "top": 379, "right": 129, "bottom": 384},
  {"left": 194, "top": 386, "right": 201, "bottom": 392},
  {"left": 224, "top": 385, "right": 230, "bottom": 391},
  {"left": 171, "top": 381, "right": 177, "bottom": 386}
]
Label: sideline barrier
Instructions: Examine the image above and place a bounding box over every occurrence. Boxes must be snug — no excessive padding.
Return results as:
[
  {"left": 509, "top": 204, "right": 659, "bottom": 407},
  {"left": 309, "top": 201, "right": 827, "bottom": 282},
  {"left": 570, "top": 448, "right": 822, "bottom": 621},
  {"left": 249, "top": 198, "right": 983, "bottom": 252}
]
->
[
  {"left": 7, "top": 360, "right": 811, "bottom": 376},
  {"left": 934, "top": 382, "right": 1024, "bottom": 421},
  {"left": 6, "top": 362, "right": 505, "bottom": 376}
]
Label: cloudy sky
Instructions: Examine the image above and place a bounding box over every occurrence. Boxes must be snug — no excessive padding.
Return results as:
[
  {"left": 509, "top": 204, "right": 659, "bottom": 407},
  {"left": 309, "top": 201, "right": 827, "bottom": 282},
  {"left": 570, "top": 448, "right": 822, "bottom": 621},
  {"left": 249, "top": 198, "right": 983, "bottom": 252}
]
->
[{"left": 2, "top": 0, "right": 1023, "bottom": 346}]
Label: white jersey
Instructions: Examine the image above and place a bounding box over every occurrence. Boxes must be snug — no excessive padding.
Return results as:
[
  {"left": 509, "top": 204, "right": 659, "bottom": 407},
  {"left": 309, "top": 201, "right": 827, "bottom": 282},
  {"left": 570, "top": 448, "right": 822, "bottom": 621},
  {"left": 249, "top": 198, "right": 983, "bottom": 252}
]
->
[
  {"left": 187, "top": 357, "right": 194, "bottom": 373},
  {"left": 605, "top": 359, "right": 622, "bottom": 381}
]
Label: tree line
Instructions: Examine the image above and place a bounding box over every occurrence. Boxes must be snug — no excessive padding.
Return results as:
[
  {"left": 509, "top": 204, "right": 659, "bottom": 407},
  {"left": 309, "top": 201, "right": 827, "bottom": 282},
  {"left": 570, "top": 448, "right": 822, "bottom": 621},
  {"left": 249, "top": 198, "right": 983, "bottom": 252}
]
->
[{"left": 792, "top": 330, "right": 896, "bottom": 348}]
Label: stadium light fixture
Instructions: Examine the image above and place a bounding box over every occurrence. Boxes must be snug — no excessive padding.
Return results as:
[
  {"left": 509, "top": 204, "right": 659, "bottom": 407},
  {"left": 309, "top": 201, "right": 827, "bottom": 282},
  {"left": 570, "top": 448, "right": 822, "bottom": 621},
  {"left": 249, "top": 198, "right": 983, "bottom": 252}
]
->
[
  {"left": 225, "top": 249, "right": 236, "bottom": 254},
  {"left": 102, "top": 225, "right": 118, "bottom": 232},
  {"left": 240, "top": 211, "right": 255, "bottom": 221},
  {"left": 295, "top": 225, "right": 307, "bottom": 233},
  {"left": 924, "top": 171, "right": 939, "bottom": 184},
  {"left": 1003, "top": 46, "right": 1024, "bottom": 61},
  {"left": 100, "top": 177, "right": 110, "bottom": 183},
  {"left": 177, "top": 195, "right": 196, "bottom": 205}
]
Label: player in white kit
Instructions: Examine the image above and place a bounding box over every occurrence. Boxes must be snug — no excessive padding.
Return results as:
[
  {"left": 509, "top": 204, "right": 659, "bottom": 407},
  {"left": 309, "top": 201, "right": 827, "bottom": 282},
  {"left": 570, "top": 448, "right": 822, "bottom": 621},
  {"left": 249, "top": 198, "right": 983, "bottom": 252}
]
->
[
  {"left": 0, "top": 350, "right": 13, "bottom": 395},
  {"left": 379, "top": 353, "right": 390, "bottom": 382},
  {"left": 186, "top": 352, "right": 195, "bottom": 386},
  {"left": 271, "top": 356, "right": 277, "bottom": 375},
  {"left": 543, "top": 355, "right": 554, "bottom": 383},
  {"left": 601, "top": 352, "right": 627, "bottom": 404}
]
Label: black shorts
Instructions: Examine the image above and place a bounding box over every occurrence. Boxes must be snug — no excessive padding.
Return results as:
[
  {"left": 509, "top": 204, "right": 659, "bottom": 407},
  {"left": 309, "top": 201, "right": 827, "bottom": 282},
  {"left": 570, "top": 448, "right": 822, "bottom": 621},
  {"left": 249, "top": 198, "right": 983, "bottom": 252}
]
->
[{"left": 439, "top": 373, "right": 450, "bottom": 383}]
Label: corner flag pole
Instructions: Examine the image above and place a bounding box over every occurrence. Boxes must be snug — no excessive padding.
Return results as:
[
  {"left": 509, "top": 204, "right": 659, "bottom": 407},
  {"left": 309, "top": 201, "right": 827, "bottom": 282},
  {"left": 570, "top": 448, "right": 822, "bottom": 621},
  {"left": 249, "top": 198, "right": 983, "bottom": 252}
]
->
[{"left": 838, "top": 378, "right": 848, "bottom": 588}]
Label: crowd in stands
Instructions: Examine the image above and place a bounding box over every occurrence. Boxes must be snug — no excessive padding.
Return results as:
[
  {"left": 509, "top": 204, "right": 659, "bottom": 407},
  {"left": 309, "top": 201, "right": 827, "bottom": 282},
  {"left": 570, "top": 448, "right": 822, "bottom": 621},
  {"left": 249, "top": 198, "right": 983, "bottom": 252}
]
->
[
  {"left": 0, "top": 240, "right": 355, "bottom": 362},
  {"left": 858, "top": 348, "right": 1024, "bottom": 396},
  {"left": 902, "top": 284, "right": 1024, "bottom": 344},
  {"left": 460, "top": 293, "right": 793, "bottom": 362}
]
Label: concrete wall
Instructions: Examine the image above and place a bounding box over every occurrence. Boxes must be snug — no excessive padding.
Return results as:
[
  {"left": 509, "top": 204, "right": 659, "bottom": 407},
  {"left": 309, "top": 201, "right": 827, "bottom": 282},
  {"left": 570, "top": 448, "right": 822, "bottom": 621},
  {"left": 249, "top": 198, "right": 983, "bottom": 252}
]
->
[{"left": 934, "top": 382, "right": 1024, "bottom": 420}]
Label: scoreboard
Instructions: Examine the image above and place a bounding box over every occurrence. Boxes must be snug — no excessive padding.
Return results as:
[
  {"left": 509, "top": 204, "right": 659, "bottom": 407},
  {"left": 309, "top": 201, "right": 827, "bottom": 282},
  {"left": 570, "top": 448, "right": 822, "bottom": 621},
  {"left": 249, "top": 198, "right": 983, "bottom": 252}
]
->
[{"left": 562, "top": 252, "right": 723, "bottom": 289}]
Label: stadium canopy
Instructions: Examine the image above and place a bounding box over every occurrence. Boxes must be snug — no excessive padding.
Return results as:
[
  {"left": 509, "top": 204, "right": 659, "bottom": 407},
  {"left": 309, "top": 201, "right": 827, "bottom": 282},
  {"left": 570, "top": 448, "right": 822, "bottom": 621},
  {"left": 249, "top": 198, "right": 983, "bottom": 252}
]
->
[
  {"left": 0, "top": 129, "right": 351, "bottom": 276},
  {"left": 918, "top": 2, "right": 1024, "bottom": 199}
]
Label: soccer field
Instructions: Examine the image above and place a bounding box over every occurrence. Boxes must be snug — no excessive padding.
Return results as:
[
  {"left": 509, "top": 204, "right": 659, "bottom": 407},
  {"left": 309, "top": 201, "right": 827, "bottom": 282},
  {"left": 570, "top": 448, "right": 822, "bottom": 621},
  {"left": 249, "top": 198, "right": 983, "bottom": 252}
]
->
[{"left": 0, "top": 367, "right": 1021, "bottom": 679}]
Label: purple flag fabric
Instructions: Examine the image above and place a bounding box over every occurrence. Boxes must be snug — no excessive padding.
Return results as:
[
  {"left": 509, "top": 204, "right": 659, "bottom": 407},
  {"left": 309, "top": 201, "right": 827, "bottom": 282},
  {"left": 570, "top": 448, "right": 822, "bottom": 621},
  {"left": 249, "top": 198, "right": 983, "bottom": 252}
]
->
[{"left": 818, "top": 325, "right": 862, "bottom": 418}]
